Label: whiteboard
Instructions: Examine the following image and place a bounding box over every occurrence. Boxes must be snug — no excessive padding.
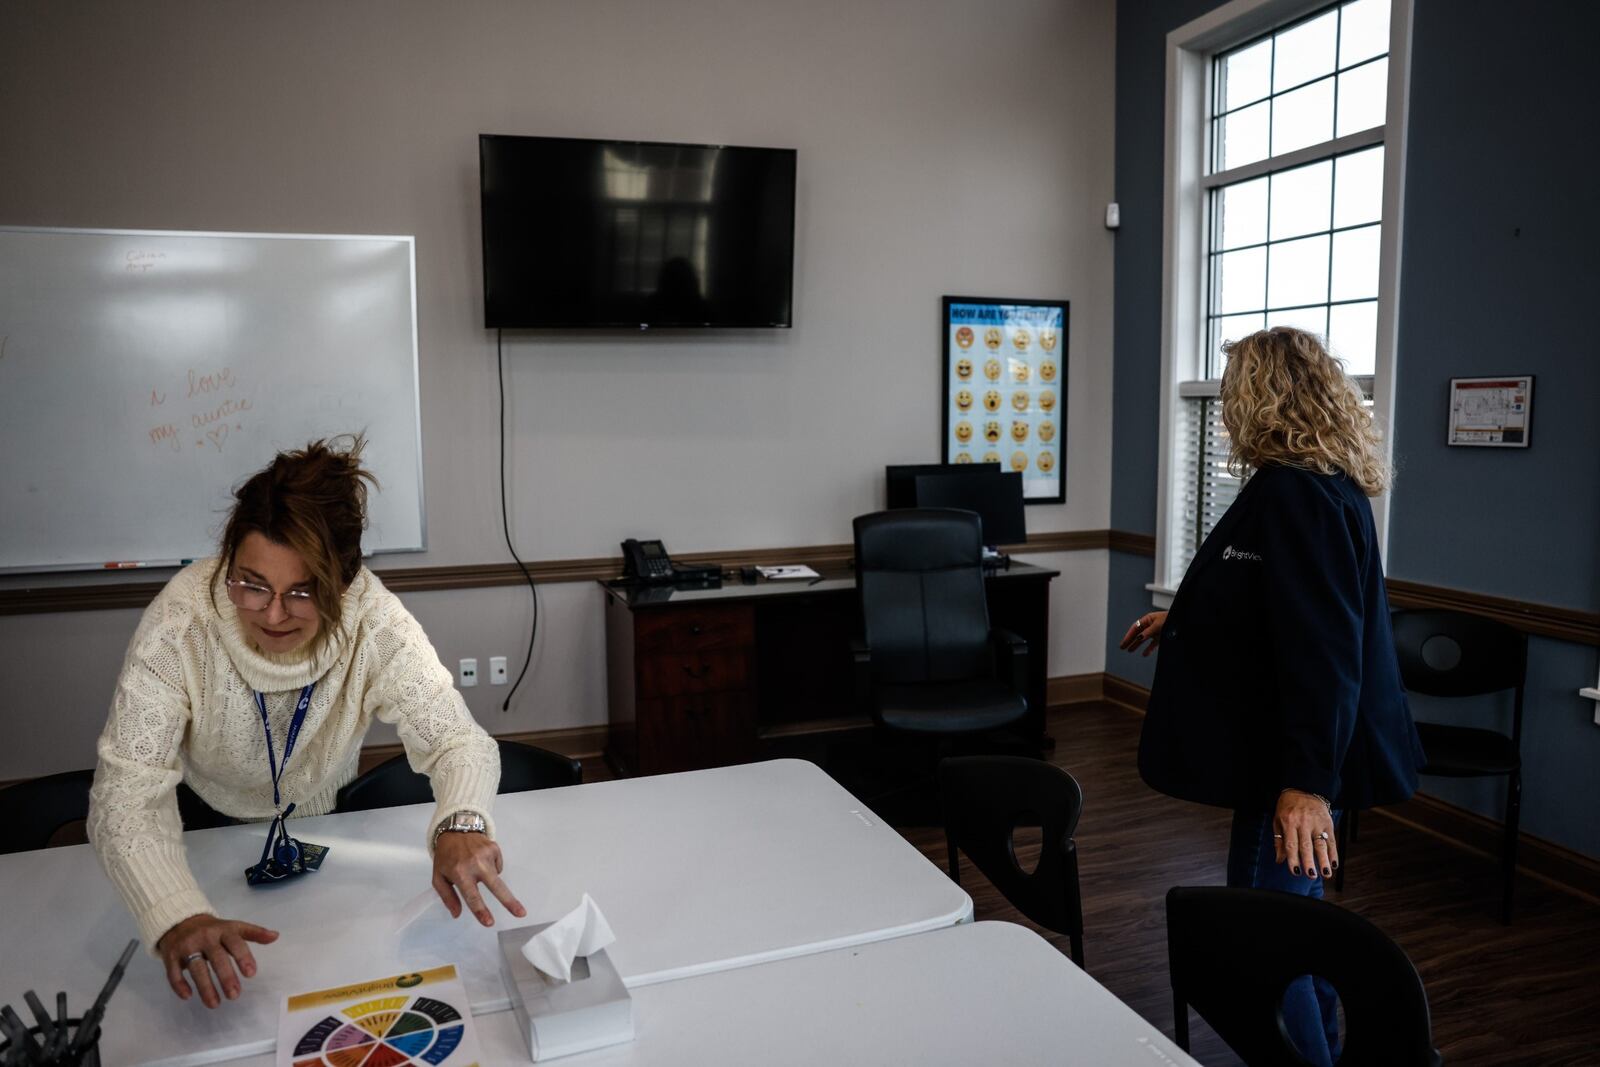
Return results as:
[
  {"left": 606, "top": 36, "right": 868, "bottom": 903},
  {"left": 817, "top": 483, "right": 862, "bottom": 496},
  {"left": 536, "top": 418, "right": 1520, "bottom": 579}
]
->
[{"left": 0, "top": 227, "right": 425, "bottom": 573}]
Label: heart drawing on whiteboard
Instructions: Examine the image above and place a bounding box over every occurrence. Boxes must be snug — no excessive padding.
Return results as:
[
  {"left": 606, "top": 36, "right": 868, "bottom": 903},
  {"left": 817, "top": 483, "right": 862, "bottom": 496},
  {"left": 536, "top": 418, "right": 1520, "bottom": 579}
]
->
[{"left": 206, "top": 424, "right": 229, "bottom": 451}]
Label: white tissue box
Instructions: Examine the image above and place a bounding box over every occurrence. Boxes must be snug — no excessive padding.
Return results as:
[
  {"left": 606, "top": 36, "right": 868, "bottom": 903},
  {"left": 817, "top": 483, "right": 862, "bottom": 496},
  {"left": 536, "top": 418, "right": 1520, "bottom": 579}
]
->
[{"left": 498, "top": 925, "right": 635, "bottom": 1061}]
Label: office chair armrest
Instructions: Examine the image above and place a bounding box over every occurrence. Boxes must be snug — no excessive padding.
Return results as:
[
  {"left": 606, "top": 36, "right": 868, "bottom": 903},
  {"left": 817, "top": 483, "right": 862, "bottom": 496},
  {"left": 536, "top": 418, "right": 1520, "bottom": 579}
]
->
[
  {"left": 989, "top": 628, "right": 1029, "bottom": 700},
  {"left": 850, "top": 638, "right": 873, "bottom": 713}
]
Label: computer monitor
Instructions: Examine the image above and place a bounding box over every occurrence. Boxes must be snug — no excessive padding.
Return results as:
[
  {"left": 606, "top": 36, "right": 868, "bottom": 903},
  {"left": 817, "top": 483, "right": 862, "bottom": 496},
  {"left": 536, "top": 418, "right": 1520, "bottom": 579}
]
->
[
  {"left": 912, "top": 469, "right": 1027, "bottom": 549},
  {"left": 884, "top": 462, "right": 1000, "bottom": 510}
]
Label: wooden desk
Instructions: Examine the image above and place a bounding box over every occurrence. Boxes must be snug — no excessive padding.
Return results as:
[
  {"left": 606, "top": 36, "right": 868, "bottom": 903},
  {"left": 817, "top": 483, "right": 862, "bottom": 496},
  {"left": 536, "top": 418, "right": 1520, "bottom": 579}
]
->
[
  {"left": 230, "top": 922, "right": 1198, "bottom": 1066},
  {"left": 602, "top": 562, "right": 1057, "bottom": 776},
  {"left": 0, "top": 760, "right": 969, "bottom": 1067}
]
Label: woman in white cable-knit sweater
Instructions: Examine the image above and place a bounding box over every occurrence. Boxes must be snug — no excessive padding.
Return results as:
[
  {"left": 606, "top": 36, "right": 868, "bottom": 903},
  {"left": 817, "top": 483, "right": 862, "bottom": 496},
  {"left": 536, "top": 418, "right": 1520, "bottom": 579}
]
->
[{"left": 88, "top": 436, "right": 525, "bottom": 1010}]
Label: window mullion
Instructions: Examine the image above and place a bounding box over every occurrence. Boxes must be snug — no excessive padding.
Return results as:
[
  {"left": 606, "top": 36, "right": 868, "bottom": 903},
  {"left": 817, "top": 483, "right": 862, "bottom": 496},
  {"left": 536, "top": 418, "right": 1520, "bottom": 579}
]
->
[{"left": 1203, "top": 124, "right": 1383, "bottom": 189}]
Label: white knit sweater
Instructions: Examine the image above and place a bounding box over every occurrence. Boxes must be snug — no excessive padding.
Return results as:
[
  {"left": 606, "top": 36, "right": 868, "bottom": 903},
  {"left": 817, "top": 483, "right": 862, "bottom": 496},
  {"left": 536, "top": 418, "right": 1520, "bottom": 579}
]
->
[{"left": 88, "top": 560, "right": 500, "bottom": 950}]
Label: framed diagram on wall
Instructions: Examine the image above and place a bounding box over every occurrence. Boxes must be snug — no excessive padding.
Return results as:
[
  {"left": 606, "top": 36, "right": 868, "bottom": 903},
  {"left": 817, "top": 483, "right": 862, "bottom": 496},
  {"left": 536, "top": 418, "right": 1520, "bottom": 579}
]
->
[
  {"left": 941, "top": 296, "right": 1068, "bottom": 503},
  {"left": 1447, "top": 375, "right": 1534, "bottom": 447}
]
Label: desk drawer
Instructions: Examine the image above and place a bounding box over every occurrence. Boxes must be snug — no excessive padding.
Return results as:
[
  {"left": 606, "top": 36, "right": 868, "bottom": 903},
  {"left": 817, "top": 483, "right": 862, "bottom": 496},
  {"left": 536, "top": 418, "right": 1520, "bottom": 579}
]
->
[
  {"left": 637, "top": 693, "right": 756, "bottom": 774},
  {"left": 634, "top": 604, "right": 755, "bottom": 654},
  {"left": 638, "top": 649, "right": 751, "bottom": 697}
]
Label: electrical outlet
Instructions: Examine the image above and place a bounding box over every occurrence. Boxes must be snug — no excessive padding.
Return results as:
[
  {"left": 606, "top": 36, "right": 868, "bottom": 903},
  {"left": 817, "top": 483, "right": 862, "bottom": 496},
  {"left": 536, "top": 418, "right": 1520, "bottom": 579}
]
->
[
  {"left": 489, "top": 656, "right": 508, "bottom": 685},
  {"left": 458, "top": 657, "right": 478, "bottom": 688}
]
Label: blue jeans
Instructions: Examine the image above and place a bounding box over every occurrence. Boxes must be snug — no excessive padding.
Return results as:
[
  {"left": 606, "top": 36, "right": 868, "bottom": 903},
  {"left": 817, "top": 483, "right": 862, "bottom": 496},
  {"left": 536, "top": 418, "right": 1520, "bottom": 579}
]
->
[{"left": 1227, "top": 809, "right": 1342, "bottom": 1067}]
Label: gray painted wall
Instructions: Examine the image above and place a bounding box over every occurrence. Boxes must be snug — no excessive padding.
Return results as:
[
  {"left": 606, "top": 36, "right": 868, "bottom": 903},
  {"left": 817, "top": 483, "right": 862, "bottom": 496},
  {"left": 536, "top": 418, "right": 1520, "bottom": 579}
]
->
[
  {"left": 1106, "top": 0, "right": 1600, "bottom": 857},
  {"left": 0, "top": 1, "right": 1119, "bottom": 779}
]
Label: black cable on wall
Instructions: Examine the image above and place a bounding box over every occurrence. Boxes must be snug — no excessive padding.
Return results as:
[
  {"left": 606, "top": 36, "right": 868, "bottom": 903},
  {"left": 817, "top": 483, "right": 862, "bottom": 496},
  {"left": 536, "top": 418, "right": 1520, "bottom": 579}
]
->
[{"left": 497, "top": 328, "right": 538, "bottom": 711}]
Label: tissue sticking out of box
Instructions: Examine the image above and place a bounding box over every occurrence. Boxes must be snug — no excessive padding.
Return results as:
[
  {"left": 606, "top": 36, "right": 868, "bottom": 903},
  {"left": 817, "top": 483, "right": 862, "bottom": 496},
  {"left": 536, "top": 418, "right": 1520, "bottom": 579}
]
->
[{"left": 521, "top": 893, "right": 616, "bottom": 983}]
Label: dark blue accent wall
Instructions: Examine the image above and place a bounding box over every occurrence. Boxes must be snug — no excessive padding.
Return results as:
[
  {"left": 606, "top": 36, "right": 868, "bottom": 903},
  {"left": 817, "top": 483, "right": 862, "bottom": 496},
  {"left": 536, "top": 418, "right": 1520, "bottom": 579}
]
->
[
  {"left": 1107, "top": 0, "right": 1600, "bottom": 857},
  {"left": 1387, "top": 0, "right": 1600, "bottom": 610}
]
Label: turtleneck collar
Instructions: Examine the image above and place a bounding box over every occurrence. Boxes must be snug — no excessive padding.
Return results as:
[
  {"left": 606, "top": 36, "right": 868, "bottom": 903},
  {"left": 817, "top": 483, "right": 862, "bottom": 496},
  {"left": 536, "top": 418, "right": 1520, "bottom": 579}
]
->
[{"left": 210, "top": 560, "right": 369, "bottom": 693}]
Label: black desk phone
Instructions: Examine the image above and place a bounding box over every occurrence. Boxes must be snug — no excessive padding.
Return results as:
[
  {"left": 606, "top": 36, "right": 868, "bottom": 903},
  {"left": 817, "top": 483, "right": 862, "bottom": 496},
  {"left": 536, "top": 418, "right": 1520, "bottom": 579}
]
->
[
  {"left": 621, "top": 539, "right": 722, "bottom": 584},
  {"left": 622, "top": 538, "right": 676, "bottom": 581}
]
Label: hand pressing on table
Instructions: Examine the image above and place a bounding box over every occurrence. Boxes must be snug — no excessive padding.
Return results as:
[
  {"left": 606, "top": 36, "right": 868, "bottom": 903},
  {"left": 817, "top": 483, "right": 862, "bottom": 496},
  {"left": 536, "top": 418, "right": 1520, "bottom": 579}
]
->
[
  {"left": 158, "top": 914, "right": 278, "bottom": 1008},
  {"left": 432, "top": 830, "right": 526, "bottom": 927}
]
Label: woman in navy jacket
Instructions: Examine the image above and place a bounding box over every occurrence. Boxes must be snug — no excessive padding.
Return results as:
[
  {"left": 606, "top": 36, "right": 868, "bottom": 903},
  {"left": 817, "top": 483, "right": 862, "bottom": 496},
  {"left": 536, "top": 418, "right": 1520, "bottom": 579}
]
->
[{"left": 1121, "top": 326, "right": 1424, "bottom": 1065}]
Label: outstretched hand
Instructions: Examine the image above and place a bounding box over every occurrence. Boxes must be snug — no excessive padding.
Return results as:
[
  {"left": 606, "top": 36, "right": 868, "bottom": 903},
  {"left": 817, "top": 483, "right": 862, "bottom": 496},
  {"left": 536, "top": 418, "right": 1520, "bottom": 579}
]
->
[
  {"left": 432, "top": 832, "right": 526, "bottom": 927},
  {"left": 158, "top": 914, "right": 279, "bottom": 1008}
]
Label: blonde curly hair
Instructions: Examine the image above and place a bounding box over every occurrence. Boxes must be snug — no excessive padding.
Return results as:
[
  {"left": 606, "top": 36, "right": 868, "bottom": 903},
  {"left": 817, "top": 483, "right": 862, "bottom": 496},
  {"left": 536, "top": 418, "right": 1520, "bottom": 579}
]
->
[{"left": 1220, "top": 326, "right": 1390, "bottom": 496}]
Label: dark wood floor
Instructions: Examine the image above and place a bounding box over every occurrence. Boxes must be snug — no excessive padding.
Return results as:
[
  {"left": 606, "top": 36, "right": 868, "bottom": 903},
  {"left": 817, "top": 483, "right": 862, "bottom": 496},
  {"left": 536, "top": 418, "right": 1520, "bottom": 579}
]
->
[{"left": 884, "top": 705, "right": 1600, "bottom": 1067}]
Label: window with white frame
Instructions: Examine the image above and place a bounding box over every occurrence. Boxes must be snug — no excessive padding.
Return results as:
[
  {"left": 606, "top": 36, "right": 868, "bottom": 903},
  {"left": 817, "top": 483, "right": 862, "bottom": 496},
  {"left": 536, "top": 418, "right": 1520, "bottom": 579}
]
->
[{"left": 1155, "top": 0, "right": 1408, "bottom": 599}]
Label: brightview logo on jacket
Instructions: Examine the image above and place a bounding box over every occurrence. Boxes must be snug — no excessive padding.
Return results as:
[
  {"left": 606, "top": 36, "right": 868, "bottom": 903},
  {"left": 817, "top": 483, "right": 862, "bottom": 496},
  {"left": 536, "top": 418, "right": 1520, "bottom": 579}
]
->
[{"left": 1222, "top": 545, "right": 1263, "bottom": 562}]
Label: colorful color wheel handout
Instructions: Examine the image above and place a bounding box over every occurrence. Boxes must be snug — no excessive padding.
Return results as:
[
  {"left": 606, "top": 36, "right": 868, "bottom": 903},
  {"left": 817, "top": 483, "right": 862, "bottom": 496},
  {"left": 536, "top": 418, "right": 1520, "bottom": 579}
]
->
[{"left": 292, "top": 994, "right": 468, "bottom": 1066}]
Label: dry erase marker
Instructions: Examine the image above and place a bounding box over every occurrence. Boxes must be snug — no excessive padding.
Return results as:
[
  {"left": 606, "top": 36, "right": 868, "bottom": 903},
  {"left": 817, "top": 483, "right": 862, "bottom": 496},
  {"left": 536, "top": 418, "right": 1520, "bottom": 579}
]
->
[
  {"left": 70, "top": 939, "right": 138, "bottom": 1054},
  {"left": 103, "top": 561, "right": 150, "bottom": 569},
  {"left": 21, "top": 992, "right": 53, "bottom": 1051}
]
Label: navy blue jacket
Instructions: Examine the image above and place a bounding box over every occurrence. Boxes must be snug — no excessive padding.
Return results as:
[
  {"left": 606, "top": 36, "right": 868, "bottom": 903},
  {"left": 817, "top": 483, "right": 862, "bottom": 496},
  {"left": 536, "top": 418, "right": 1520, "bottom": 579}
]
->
[{"left": 1138, "top": 464, "right": 1424, "bottom": 812}]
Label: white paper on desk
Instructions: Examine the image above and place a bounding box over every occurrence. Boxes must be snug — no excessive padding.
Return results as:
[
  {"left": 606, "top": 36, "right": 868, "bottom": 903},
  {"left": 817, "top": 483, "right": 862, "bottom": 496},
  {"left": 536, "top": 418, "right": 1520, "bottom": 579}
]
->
[
  {"left": 757, "top": 565, "right": 820, "bottom": 579},
  {"left": 522, "top": 893, "right": 616, "bottom": 983}
]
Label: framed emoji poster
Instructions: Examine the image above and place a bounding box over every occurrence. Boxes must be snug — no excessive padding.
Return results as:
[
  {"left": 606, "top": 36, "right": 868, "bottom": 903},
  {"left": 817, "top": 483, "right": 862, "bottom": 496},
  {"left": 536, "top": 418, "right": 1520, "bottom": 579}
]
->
[{"left": 942, "top": 296, "right": 1068, "bottom": 503}]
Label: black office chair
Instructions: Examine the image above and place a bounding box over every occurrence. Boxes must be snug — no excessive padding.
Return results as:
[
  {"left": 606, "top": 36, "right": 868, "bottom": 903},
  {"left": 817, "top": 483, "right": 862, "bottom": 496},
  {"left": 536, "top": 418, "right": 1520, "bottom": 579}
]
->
[
  {"left": 336, "top": 740, "right": 581, "bottom": 812},
  {"left": 1387, "top": 609, "right": 1527, "bottom": 924},
  {"left": 850, "top": 509, "right": 1029, "bottom": 738},
  {"left": 0, "top": 769, "right": 95, "bottom": 854},
  {"left": 176, "top": 782, "right": 235, "bottom": 831},
  {"left": 938, "top": 755, "right": 1085, "bottom": 966},
  {"left": 1166, "top": 886, "right": 1442, "bottom": 1067}
]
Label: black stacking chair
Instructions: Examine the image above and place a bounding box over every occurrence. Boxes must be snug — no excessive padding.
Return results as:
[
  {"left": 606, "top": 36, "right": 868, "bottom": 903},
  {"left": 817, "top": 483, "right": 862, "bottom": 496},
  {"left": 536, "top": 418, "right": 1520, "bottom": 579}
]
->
[
  {"left": 336, "top": 740, "right": 581, "bottom": 812},
  {"left": 0, "top": 769, "right": 95, "bottom": 854},
  {"left": 938, "top": 755, "right": 1085, "bottom": 965},
  {"left": 851, "top": 509, "right": 1029, "bottom": 739},
  {"left": 1391, "top": 609, "right": 1528, "bottom": 923},
  {"left": 1167, "top": 886, "right": 1442, "bottom": 1066}
]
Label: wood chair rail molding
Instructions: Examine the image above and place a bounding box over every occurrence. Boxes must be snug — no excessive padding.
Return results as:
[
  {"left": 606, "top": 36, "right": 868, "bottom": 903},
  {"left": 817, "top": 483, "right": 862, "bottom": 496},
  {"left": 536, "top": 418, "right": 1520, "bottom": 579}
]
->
[{"left": 3, "top": 532, "right": 1595, "bottom": 647}]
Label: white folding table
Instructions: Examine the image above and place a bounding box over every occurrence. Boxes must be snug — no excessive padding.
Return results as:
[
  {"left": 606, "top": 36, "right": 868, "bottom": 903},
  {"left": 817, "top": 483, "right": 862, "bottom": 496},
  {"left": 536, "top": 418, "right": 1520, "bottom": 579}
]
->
[
  {"left": 230, "top": 922, "right": 1197, "bottom": 1066},
  {"left": 0, "top": 759, "right": 970, "bottom": 1067}
]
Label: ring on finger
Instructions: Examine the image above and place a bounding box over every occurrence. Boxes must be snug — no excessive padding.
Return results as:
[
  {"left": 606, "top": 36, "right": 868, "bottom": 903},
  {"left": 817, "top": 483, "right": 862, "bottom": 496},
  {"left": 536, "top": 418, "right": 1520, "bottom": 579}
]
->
[{"left": 183, "top": 952, "right": 205, "bottom": 965}]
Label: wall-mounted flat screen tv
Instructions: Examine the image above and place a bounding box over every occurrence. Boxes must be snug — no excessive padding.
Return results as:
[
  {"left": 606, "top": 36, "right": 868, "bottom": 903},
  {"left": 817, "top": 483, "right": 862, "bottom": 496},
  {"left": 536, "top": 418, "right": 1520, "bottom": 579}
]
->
[{"left": 480, "top": 134, "right": 797, "bottom": 329}]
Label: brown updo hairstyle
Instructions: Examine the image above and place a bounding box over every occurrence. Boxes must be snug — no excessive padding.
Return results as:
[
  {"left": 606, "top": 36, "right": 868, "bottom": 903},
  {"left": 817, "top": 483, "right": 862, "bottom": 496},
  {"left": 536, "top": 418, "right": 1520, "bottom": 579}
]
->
[
  {"left": 1220, "top": 326, "right": 1390, "bottom": 497},
  {"left": 213, "top": 434, "right": 378, "bottom": 651}
]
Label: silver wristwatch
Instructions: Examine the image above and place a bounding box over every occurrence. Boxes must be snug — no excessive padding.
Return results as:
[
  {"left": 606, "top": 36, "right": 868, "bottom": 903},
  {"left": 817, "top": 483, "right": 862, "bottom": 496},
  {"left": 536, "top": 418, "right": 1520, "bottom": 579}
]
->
[{"left": 433, "top": 810, "right": 487, "bottom": 847}]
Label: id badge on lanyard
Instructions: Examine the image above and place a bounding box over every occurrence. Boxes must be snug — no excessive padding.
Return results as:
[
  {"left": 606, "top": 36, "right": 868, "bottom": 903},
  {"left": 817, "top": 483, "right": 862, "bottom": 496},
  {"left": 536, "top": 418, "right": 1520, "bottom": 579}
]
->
[{"left": 245, "top": 683, "right": 330, "bottom": 886}]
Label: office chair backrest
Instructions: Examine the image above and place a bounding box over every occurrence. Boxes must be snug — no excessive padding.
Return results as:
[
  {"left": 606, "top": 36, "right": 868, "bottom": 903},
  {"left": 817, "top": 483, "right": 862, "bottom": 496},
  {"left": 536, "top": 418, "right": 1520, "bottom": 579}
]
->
[
  {"left": 175, "top": 783, "right": 235, "bottom": 831},
  {"left": 1167, "top": 886, "right": 1442, "bottom": 1067},
  {"left": 0, "top": 769, "right": 94, "bottom": 854},
  {"left": 1391, "top": 610, "right": 1527, "bottom": 699},
  {"left": 499, "top": 741, "right": 583, "bottom": 793},
  {"left": 336, "top": 740, "right": 582, "bottom": 813},
  {"left": 853, "top": 509, "right": 991, "bottom": 684},
  {"left": 939, "top": 755, "right": 1083, "bottom": 935}
]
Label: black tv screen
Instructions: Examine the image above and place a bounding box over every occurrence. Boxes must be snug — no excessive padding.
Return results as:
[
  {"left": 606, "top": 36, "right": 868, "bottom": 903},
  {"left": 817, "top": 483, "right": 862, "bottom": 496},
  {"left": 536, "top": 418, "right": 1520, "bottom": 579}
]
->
[{"left": 480, "top": 134, "right": 797, "bottom": 328}]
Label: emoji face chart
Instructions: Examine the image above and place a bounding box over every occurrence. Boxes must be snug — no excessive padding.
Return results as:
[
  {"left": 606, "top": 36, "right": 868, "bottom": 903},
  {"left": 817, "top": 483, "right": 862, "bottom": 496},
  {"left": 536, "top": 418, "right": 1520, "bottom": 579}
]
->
[{"left": 944, "top": 297, "right": 1068, "bottom": 502}]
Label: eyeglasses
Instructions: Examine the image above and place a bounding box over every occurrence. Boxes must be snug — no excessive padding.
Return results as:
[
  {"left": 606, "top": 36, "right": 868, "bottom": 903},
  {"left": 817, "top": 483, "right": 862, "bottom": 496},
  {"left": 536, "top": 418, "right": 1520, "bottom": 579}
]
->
[{"left": 225, "top": 578, "right": 318, "bottom": 617}]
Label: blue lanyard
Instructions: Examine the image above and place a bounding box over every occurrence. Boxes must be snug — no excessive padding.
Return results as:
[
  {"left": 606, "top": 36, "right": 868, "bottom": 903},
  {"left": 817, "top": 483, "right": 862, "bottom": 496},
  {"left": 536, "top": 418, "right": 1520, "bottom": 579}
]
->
[{"left": 255, "top": 683, "right": 315, "bottom": 813}]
